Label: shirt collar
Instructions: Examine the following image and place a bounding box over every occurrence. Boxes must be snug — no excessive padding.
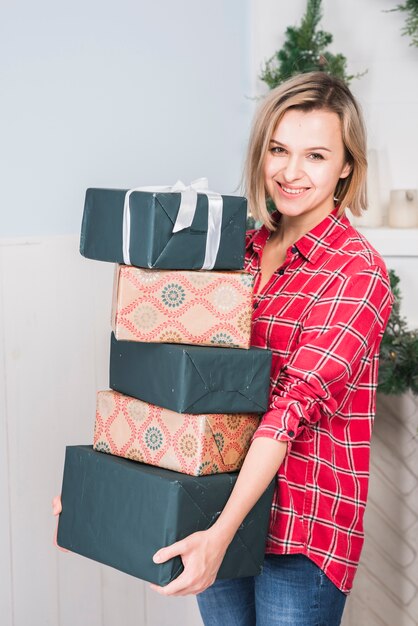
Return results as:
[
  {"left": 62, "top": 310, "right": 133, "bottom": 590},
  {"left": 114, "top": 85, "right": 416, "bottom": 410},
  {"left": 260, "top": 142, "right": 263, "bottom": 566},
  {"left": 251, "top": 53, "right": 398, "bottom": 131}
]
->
[
  {"left": 246, "top": 208, "right": 350, "bottom": 264},
  {"left": 296, "top": 208, "right": 350, "bottom": 263}
]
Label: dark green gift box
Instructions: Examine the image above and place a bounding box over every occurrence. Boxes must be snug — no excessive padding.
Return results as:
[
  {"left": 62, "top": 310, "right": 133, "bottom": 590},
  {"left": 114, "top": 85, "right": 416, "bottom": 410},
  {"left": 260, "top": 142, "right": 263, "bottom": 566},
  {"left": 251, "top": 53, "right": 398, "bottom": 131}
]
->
[
  {"left": 109, "top": 333, "right": 272, "bottom": 414},
  {"left": 57, "top": 446, "right": 275, "bottom": 585},
  {"left": 80, "top": 187, "right": 247, "bottom": 269}
]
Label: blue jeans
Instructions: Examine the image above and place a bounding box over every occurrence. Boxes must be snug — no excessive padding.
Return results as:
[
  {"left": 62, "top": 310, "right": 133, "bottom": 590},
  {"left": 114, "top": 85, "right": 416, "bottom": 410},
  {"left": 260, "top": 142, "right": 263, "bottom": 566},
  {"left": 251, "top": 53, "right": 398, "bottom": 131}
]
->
[{"left": 197, "top": 554, "right": 346, "bottom": 626}]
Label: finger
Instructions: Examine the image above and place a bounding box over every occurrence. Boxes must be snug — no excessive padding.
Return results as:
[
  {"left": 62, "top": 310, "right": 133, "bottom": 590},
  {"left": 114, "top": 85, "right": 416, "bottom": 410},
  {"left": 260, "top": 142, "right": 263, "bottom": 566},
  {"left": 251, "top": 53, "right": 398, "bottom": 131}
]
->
[
  {"left": 149, "top": 573, "right": 191, "bottom": 596},
  {"left": 52, "top": 495, "right": 62, "bottom": 516},
  {"left": 153, "top": 539, "right": 186, "bottom": 564},
  {"left": 149, "top": 568, "right": 191, "bottom": 596},
  {"left": 53, "top": 519, "right": 69, "bottom": 553},
  {"left": 149, "top": 580, "right": 210, "bottom": 597},
  {"left": 149, "top": 569, "right": 211, "bottom": 597}
]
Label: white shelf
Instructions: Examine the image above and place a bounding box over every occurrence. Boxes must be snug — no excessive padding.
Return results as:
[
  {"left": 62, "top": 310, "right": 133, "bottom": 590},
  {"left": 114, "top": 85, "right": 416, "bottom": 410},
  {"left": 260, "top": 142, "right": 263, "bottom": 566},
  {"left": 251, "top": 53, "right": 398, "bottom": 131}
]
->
[{"left": 357, "top": 227, "right": 418, "bottom": 257}]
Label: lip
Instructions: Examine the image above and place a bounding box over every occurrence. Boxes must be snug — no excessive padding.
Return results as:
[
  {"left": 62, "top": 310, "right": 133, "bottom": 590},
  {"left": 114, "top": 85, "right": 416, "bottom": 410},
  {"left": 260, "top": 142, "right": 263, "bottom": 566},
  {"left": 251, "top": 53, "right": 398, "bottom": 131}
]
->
[{"left": 276, "top": 182, "right": 310, "bottom": 199}]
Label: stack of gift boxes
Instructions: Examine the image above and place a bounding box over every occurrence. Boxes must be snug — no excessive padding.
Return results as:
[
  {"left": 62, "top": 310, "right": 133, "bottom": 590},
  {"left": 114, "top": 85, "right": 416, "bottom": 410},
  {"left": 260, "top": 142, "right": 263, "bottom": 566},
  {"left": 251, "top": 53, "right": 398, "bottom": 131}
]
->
[{"left": 57, "top": 184, "right": 274, "bottom": 586}]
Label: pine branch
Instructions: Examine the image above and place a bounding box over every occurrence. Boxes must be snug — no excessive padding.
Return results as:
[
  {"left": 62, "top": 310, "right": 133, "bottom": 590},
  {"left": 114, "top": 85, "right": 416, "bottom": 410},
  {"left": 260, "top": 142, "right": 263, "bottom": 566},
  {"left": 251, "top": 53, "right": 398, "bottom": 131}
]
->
[
  {"left": 378, "top": 270, "right": 418, "bottom": 396},
  {"left": 260, "top": 0, "right": 365, "bottom": 88},
  {"left": 391, "top": 0, "right": 418, "bottom": 46}
]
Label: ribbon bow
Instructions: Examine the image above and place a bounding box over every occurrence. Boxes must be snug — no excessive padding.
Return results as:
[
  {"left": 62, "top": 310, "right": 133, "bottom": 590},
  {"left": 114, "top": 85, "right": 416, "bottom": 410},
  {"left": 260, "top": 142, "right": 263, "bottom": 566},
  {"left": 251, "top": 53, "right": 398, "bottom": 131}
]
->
[{"left": 122, "top": 178, "right": 223, "bottom": 269}]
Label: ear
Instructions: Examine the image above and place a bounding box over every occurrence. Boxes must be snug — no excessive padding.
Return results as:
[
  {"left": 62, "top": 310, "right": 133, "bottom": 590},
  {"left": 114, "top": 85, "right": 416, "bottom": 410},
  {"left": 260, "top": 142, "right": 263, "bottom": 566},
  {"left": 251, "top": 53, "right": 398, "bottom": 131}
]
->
[{"left": 340, "top": 161, "right": 352, "bottom": 179}]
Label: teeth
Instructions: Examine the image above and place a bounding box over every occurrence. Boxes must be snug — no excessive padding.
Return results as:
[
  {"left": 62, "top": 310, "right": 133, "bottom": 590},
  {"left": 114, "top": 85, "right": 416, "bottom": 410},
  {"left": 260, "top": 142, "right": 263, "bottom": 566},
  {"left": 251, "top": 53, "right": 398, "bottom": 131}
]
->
[{"left": 281, "top": 185, "right": 306, "bottom": 195}]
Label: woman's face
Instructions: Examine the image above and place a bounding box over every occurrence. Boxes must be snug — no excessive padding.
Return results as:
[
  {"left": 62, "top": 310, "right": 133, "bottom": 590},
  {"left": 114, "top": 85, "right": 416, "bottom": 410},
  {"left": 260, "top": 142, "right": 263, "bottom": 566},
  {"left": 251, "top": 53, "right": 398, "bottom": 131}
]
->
[{"left": 263, "top": 108, "right": 351, "bottom": 226}]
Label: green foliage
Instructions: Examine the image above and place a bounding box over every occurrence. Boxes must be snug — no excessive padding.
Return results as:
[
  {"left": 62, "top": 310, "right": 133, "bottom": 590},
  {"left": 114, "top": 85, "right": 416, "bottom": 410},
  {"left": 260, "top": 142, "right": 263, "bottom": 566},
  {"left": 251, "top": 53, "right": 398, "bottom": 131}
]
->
[
  {"left": 378, "top": 270, "right": 418, "bottom": 395},
  {"left": 391, "top": 0, "right": 418, "bottom": 46},
  {"left": 260, "top": 0, "right": 364, "bottom": 88},
  {"left": 246, "top": 198, "right": 276, "bottom": 230},
  {"left": 254, "top": 2, "right": 416, "bottom": 398},
  {"left": 246, "top": 214, "right": 257, "bottom": 230}
]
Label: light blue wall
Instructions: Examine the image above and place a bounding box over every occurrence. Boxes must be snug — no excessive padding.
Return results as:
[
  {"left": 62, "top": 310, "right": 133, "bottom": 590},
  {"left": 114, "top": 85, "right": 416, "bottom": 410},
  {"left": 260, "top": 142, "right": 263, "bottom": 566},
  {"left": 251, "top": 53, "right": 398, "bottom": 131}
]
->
[{"left": 1, "top": 0, "right": 252, "bottom": 236}]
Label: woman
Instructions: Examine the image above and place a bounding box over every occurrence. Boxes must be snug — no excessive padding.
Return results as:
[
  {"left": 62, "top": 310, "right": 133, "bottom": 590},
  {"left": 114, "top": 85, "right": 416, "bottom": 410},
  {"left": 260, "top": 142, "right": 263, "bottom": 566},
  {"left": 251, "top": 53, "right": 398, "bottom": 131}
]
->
[{"left": 149, "top": 72, "right": 393, "bottom": 625}]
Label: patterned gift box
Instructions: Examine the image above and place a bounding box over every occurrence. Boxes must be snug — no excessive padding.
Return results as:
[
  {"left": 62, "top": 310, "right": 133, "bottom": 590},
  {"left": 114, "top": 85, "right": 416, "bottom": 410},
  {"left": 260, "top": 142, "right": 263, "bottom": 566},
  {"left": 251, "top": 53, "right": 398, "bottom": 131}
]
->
[
  {"left": 93, "top": 390, "right": 260, "bottom": 476},
  {"left": 80, "top": 187, "right": 247, "bottom": 270},
  {"left": 111, "top": 265, "right": 254, "bottom": 348},
  {"left": 57, "top": 445, "right": 275, "bottom": 585}
]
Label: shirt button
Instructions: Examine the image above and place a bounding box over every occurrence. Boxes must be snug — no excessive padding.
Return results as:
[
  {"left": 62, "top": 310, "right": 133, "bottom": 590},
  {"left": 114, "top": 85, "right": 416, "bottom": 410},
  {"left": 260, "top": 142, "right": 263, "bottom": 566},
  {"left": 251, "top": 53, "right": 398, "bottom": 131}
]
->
[
  {"left": 291, "top": 245, "right": 298, "bottom": 254},
  {"left": 287, "top": 430, "right": 295, "bottom": 437},
  {"left": 253, "top": 301, "right": 259, "bottom": 309},
  {"left": 278, "top": 268, "right": 285, "bottom": 275}
]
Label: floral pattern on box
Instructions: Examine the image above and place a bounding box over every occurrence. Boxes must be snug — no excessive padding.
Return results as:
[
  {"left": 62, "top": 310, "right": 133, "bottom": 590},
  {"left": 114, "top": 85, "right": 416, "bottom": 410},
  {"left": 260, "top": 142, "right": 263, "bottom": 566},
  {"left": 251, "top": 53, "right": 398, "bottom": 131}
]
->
[
  {"left": 111, "top": 265, "right": 254, "bottom": 348},
  {"left": 93, "top": 390, "right": 260, "bottom": 476}
]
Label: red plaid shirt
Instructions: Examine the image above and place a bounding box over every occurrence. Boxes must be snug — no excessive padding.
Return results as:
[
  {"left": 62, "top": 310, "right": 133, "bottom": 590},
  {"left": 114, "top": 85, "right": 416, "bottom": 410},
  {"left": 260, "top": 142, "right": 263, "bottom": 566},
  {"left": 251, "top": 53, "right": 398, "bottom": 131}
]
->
[{"left": 246, "top": 209, "right": 393, "bottom": 593}]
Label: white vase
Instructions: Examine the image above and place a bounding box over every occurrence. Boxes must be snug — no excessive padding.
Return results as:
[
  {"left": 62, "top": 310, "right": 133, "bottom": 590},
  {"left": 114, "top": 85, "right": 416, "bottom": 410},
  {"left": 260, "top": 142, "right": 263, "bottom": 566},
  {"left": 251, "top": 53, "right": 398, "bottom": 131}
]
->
[{"left": 388, "top": 189, "right": 418, "bottom": 228}]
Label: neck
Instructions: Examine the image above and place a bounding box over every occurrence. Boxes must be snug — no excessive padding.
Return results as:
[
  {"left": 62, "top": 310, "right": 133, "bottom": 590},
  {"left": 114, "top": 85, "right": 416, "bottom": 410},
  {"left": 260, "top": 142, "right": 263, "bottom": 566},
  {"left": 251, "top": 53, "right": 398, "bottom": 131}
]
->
[{"left": 272, "top": 206, "right": 337, "bottom": 247}]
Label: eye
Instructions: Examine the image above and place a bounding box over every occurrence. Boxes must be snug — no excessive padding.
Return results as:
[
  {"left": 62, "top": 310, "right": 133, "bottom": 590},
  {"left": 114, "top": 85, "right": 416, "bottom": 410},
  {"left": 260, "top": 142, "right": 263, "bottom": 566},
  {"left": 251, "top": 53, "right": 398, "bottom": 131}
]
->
[
  {"left": 269, "top": 146, "right": 286, "bottom": 156},
  {"left": 308, "top": 152, "right": 324, "bottom": 161}
]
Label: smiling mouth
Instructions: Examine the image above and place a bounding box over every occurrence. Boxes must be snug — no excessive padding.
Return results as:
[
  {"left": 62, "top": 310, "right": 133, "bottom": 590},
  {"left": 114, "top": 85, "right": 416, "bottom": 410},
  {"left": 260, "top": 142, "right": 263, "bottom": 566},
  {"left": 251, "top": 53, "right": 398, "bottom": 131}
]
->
[{"left": 278, "top": 183, "right": 310, "bottom": 195}]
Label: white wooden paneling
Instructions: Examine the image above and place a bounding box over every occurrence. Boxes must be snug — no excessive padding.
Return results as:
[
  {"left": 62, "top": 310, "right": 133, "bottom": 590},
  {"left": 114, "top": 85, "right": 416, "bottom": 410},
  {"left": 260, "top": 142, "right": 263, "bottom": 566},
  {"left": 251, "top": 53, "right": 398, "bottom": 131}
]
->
[
  {"left": 0, "top": 236, "right": 202, "bottom": 626},
  {"left": 144, "top": 586, "right": 203, "bottom": 626},
  {"left": 1, "top": 237, "right": 106, "bottom": 626},
  {"left": 101, "top": 569, "right": 145, "bottom": 626},
  {"left": 0, "top": 245, "right": 14, "bottom": 626},
  {"left": 342, "top": 393, "right": 418, "bottom": 626}
]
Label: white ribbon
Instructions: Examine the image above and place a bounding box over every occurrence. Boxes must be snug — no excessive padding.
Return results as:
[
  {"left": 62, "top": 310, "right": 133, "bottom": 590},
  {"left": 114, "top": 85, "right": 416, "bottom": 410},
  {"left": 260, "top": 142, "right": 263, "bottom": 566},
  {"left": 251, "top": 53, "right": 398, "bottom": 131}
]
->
[{"left": 122, "top": 178, "right": 223, "bottom": 269}]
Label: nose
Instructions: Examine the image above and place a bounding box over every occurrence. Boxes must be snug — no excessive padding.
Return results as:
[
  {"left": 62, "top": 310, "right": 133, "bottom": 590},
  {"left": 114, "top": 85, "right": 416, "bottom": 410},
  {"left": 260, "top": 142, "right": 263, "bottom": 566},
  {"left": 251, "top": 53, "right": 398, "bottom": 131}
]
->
[{"left": 282, "top": 156, "right": 304, "bottom": 182}]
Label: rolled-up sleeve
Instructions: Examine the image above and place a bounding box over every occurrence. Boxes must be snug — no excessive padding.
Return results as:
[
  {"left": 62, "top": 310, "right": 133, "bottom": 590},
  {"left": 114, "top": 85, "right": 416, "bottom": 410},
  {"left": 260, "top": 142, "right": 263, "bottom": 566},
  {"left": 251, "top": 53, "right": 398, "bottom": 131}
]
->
[{"left": 252, "top": 265, "right": 393, "bottom": 446}]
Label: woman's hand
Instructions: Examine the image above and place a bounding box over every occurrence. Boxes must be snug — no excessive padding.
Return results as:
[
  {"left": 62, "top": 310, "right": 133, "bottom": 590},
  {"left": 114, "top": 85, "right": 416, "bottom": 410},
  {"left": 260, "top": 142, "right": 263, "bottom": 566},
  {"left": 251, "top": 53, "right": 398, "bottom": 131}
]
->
[
  {"left": 52, "top": 495, "right": 69, "bottom": 552},
  {"left": 149, "top": 526, "right": 229, "bottom": 597},
  {"left": 52, "top": 495, "right": 62, "bottom": 516},
  {"left": 150, "top": 438, "right": 286, "bottom": 597}
]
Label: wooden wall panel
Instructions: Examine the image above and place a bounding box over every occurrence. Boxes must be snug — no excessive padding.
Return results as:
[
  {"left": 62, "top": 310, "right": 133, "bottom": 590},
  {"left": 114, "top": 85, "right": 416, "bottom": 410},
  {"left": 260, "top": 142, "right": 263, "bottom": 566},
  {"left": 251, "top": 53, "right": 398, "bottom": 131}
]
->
[
  {"left": 144, "top": 586, "right": 203, "bottom": 626},
  {"left": 0, "top": 237, "right": 106, "bottom": 626},
  {"left": 343, "top": 394, "right": 418, "bottom": 626},
  {"left": 100, "top": 568, "right": 145, "bottom": 626},
  {"left": 0, "top": 245, "right": 14, "bottom": 626},
  {"left": 0, "top": 236, "right": 202, "bottom": 625}
]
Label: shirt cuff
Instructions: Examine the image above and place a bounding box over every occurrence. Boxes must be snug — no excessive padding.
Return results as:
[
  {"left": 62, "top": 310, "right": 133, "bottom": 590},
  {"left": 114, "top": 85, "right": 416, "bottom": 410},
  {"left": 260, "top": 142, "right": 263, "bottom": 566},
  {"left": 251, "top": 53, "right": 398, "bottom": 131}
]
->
[{"left": 252, "top": 408, "right": 313, "bottom": 445}]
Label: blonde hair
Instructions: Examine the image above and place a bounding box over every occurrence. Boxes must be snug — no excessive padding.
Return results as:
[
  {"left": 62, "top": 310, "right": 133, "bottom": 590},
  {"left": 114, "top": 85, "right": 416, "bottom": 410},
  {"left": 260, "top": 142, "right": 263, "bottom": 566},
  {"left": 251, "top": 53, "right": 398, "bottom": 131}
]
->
[{"left": 244, "top": 72, "right": 367, "bottom": 230}]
